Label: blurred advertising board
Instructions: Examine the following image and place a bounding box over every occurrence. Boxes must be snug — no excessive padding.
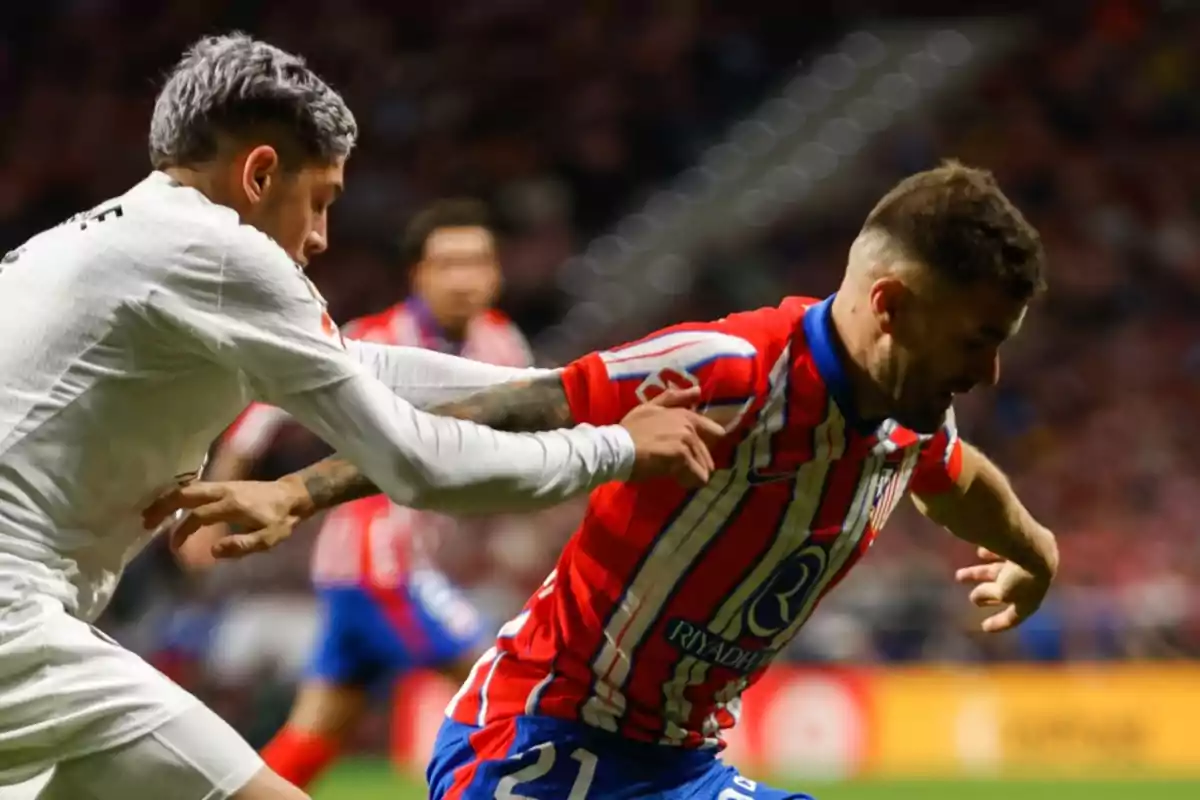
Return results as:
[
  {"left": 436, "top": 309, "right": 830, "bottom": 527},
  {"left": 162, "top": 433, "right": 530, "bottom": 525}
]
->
[{"left": 391, "top": 664, "right": 1200, "bottom": 778}]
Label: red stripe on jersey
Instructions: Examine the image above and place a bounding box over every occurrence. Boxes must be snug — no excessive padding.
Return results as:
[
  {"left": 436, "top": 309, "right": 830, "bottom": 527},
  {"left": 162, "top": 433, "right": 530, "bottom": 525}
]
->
[
  {"left": 827, "top": 525, "right": 877, "bottom": 594},
  {"left": 615, "top": 330, "right": 816, "bottom": 743},
  {"left": 605, "top": 341, "right": 696, "bottom": 365},
  {"left": 808, "top": 452, "right": 869, "bottom": 540},
  {"left": 615, "top": 481, "right": 793, "bottom": 740},
  {"left": 627, "top": 375, "right": 891, "bottom": 742},
  {"left": 908, "top": 417, "right": 963, "bottom": 495},
  {"left": 444, "top": 717, "right": 521, "bottom": 800},
  {"left": 359, "top": 503, "right": 427, "bottom": 649}
]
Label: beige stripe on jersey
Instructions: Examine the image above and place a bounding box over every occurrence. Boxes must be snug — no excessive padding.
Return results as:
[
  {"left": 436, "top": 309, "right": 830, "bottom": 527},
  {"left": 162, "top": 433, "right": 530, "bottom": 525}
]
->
[
  {"left": 657, "top": 345, "right": 794, "bottom": 740},
  {"left": 767, "top": 447, "right": 918, "bottom": 652},
  {"left": 691, "top": 427, "right": 920, "bottom": 744},
  {"left": 580, "top": 438, "right": 755, "bottom": 732},
  {"left": 578, "top": 340, "right": 776, "bottom": 732},
  {"left": 660, "top": 392, "right": 847, "bottom": 744}
]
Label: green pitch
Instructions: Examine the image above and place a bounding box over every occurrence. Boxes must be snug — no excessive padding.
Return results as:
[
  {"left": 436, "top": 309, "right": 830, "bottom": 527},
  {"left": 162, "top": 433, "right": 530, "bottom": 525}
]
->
[{"left": 311, "top": 760, "right": 1199, "bottom": 799}]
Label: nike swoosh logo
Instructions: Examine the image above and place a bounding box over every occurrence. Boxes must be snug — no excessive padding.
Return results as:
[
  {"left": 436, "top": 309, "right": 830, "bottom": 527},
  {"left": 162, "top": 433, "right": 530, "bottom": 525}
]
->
[{"left": 745, "top": 469, "right": 798, "bottom": 486}]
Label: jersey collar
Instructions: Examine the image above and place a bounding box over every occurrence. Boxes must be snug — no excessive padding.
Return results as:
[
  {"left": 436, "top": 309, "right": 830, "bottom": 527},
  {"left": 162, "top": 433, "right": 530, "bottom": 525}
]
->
[{"left": 802, "top": 294, "right": 886, "bottom": 435}]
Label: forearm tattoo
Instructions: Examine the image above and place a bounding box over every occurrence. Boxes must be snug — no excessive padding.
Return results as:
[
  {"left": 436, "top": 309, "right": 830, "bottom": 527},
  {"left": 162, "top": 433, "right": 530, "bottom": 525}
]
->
[
  {"left": 426, "top": 374, "right": 573, "bottom": 432},
  {"left": 293, "top": 374, "right": 575, "bottom": 511}
]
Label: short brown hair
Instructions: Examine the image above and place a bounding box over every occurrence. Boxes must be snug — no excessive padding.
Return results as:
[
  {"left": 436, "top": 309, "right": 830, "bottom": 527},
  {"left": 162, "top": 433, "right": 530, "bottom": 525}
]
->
[
  {"left": 401, "top": 198, "right": 493, "bottom": 267},
  {"left": 862, "top": 160, "right": 1045, "bottom": 299}
]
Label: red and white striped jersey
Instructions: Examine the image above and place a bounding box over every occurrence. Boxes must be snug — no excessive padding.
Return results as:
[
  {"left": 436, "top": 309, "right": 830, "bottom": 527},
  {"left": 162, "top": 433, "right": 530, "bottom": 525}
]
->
[
  {"left": 220, "top": 300, "right": 533, "bottom": 588},
  {"left": 446, "top": 295, "right": 962, "bottom": 748}
]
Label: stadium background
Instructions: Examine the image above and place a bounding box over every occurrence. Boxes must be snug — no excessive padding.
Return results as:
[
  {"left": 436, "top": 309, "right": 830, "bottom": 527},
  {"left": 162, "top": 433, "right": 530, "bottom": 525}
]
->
[{"left": 4, "top": 0, "right": 1199, "bottom": 797}]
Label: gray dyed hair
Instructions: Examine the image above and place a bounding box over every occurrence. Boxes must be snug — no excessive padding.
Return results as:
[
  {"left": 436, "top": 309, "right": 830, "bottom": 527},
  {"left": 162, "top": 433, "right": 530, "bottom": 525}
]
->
[{"left": 149, "top": 33, "right": 357, "bottom": 169}]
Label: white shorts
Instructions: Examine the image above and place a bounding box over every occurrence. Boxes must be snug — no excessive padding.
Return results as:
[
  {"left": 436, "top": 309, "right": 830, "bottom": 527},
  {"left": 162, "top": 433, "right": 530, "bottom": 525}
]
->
[
  {"left": 0, "top": 596, "right": 262, "bottom": 797},
  {"left": 0, "top": 704, "right": 264, "bottom": 800}
]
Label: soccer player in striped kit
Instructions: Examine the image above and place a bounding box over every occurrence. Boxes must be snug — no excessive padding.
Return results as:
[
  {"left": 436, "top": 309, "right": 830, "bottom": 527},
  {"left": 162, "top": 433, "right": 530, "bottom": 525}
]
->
[
  {"left": 184, "top": 200, "right": 537, "bottom": 789},
  {"left": 171, "top": 162, "right": 1060, "bottom": 799}
]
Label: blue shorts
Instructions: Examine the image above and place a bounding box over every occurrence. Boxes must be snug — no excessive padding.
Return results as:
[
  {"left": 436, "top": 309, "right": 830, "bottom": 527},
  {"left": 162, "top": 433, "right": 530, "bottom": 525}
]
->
[
  {"left": 307, "top": 570, "right": 485, "bottom": 689},
  {"left": 427, "top": 715, "right": 815, "bottom": 800}
]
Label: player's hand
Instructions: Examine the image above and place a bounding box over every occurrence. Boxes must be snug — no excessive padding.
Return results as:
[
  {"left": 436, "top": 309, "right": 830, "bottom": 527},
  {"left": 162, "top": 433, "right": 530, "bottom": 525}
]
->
[
  {"left": 170, "top": 522, "right": 231, "bottom": 571},
  {"left": 955, "top": 547, "right": 1052, "bottom": 633},
  {"left": 142, "top": 477, "right": 311, "bottom": 560},
  {"left": 620, "top": 387, "right": 726, "bottom": 486}
]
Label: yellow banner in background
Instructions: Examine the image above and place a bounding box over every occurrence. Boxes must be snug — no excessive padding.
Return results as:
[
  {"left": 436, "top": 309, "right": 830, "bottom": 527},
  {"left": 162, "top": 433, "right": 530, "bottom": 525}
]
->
[
  {"left": 725, "top": 665, "right": 1200, "bottom": 779},
  {"left": 870, "top": 665, "right": 1200, "bottom": 777},
  {"left": 390, "top": 665, "right": 1200, "bottom": 779}
]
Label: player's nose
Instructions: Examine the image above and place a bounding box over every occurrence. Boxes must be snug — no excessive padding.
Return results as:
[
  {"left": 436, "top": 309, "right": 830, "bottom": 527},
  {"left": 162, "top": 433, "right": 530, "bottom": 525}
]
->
[{"left": 306, "top": 228, "right": 328, "bottom": 258}]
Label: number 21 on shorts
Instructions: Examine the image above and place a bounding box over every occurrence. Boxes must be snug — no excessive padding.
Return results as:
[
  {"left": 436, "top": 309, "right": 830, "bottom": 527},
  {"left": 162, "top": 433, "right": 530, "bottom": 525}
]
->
[
  {"left": 493, "top": 743, "right": 597, "bottom": 800},
  {"left": 720, "top": 776, "right": 759, "bottom": 800}
]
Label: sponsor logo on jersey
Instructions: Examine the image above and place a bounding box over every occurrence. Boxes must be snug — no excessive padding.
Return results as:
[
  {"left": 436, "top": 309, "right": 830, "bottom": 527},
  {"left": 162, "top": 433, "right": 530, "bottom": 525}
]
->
[
  {"left": 745, "top": 544, "right": 829, "bottom": 636},
  {"left": 665, "top": 618, "right": 779, "bottom": 675}
]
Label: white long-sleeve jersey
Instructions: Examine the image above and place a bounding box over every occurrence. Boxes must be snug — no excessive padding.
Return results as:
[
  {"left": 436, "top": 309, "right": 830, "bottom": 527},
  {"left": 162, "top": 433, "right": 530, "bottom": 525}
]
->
[{"left": 0, "top": 172, "right": 632, "bottom": 622}]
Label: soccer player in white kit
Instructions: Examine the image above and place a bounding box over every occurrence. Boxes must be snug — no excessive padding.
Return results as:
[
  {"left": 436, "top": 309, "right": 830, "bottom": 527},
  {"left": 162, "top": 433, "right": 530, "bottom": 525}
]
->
[{"left": 0, "top": 34, "right": 722, "bottom": 800}]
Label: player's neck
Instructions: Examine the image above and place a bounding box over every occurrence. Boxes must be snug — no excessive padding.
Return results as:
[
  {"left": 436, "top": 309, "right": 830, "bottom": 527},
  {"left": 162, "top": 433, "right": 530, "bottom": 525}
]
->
[
  {"left": 828, "top": 293, "right": 894, "bottom": 422},
  {"left": 162, "top": 166, "right": 211, "bottom": 194},
  {"left": 162, "top": 167, "right": 232, "bottom": 209}
]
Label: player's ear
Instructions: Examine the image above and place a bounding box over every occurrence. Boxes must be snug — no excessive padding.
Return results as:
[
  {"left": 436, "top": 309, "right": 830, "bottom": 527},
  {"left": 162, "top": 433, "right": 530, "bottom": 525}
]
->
[
  {"left": 868, "top": 276, "right": 905, "bottom": 335},
  {"left": 240, "top": 146, "right": 280, "bottom": 206}
]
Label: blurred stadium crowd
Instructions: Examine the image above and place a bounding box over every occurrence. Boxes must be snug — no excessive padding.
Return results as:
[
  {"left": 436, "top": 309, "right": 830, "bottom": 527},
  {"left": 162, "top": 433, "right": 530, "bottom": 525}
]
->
[{"left": 2, "top": 0, "right": 1198, "bottom": 741}]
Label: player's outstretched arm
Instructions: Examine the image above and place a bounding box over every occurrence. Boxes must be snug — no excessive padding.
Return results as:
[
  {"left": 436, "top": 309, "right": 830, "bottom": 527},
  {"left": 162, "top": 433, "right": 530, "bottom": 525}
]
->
[
  {"left": 174, "top": 347, "right": 571, "bottom": 547},
  {"left": 144, "top": 386, "right": 720, "bottom": 559},
  {"left": 277, "top": 370, "right": 722, "bottom": 511},
  {"left": 271, "top": 328, "right": 750, "bottom": 518},
  {"left": 342, "top": 339, "right": 563, "bottom": 415},
  {"left": 911, "top": 441, "right": 1059, "bottom": 633},
  {"left": 287, "top": 371, "right": 578, "bottom": 510}
]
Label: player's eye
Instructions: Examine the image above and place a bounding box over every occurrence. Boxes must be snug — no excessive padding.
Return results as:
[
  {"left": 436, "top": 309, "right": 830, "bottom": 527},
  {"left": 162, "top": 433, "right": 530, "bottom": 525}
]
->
[{"left": 314, "top": 191, "right": 339, "bottom": 214}]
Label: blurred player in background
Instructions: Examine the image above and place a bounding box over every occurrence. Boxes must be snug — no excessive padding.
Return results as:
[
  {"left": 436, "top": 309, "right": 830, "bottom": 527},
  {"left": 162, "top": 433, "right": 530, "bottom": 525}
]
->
[
  {"left": 0, "top": 32, "right": 721, "bottom": 800},
  {"left": 173, "top": 162, "right": 1061, "bottom": 799},
  {"left": 188, "top": 199, "right": 535, "bottom": 789}
]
